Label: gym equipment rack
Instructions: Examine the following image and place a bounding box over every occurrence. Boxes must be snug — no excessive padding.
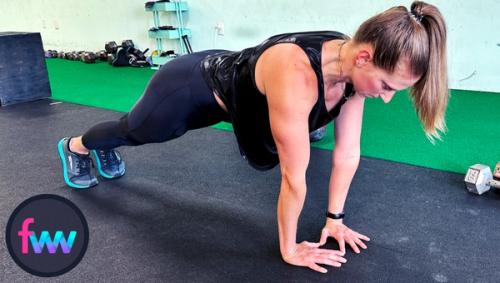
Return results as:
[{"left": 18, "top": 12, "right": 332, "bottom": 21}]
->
[{"left": 145, "top": 1, "right": 191, "bottom": 69}]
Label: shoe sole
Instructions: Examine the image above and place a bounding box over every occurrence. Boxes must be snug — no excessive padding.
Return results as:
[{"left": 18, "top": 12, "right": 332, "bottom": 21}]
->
[
  {"left": 57, "top": 138, "right": 95, "bottom": 189},
  {"left": 91, "top": 150, "right": 126, "bottom": 179}
]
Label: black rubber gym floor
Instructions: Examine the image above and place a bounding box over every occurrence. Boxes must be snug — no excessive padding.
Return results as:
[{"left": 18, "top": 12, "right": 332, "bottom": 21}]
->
[{"left": 1, "top": 99, "right": 499, "bottom": 282}]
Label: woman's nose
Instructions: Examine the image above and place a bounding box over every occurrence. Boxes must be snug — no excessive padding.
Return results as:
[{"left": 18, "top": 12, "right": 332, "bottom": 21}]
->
[{"left": 381, "top": 91, "right": 395, "bottom": 103}]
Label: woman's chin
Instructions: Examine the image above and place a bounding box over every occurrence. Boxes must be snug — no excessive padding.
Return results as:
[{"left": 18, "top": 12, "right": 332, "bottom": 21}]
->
[{"left": 360, "top": 93, "right": 376, "bottom": 98}]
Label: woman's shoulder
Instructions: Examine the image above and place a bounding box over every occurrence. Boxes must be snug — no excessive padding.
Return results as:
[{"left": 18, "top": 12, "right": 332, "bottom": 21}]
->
[
  {"left": 255, "top": 44, "right": 317, "bottom": 95},
  {"left": 259, "top": 44, "right": 315, "bottom": 77}
]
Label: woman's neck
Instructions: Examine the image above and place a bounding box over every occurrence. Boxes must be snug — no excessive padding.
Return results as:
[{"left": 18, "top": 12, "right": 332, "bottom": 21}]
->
[{"left": 322, "top": 39, "right": 354, "bottom": 85}]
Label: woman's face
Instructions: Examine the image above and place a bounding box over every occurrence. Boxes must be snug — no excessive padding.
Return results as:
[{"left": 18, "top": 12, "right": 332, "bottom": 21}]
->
[{"left": 351, "top": 55, "right": 420, "bottom": 103}]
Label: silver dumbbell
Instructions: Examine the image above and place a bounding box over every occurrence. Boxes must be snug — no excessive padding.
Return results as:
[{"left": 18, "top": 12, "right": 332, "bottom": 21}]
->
[{"left": 464, "top": 162, "right": 500, "bottom": 195}]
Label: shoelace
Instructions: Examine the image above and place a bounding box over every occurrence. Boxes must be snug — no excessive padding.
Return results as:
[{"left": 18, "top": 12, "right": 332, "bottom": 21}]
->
[
  {"left": 99, "top": 150, "right": 118, "bottom": 167},
  {"left": 75, "top": 156, "right": 92, "bottom": 175}
]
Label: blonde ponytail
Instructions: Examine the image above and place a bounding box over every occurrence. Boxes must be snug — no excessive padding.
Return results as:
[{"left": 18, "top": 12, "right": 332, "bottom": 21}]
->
[{"left": 353, "top": 1, "right": 449, "bottom": 142}]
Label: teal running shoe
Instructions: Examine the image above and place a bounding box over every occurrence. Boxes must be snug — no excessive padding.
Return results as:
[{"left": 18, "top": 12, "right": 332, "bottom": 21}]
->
[
  {"left": 92, "top": 149, "right": 126, "bottom": 179},
  {"left": 57, "top": 137, "right": 98, "bottom": 189}
]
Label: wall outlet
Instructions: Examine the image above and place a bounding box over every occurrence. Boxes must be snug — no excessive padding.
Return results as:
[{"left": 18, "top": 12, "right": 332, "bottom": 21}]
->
[{"left": 215, "top": 22, "right": 224, "bottom": 36}]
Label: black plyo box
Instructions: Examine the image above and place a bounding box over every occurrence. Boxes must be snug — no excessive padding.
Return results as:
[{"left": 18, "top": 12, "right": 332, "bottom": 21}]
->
[{"left": 0, "top": 32, "right": 51, "bottom": 106}]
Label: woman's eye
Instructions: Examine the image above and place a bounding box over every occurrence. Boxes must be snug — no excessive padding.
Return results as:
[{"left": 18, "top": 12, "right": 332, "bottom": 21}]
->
[{"left": 382, "top": 82, "right": 392, "bottom": 91}]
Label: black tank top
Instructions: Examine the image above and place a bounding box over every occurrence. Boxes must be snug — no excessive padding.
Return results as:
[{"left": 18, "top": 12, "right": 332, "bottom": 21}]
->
[{"left": 200, "top": 31, "right": 354, "bottom": 171}]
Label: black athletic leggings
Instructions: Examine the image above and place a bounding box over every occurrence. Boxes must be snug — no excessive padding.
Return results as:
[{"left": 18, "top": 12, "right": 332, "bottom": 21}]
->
[{"left": 81, "top": 50, "right": 229, "bottom": 150}]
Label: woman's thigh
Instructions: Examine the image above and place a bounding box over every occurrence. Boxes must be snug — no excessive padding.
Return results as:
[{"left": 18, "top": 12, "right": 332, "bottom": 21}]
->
[{"left": 125, "top": 51, "right": 229, "bottom": 143}]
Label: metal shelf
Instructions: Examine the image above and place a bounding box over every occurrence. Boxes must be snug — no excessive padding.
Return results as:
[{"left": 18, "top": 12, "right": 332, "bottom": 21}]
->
[
  {"left": 148, "top": 28, "right": 192, "bottom": 39},
  {"left": 145, "top": 2, "right": 188, "bottom": 12}
]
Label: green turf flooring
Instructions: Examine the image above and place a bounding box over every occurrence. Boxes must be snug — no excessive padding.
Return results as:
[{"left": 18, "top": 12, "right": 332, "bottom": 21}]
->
[{"left": 46, "top": 59, "right": 500, "bottom": 174}]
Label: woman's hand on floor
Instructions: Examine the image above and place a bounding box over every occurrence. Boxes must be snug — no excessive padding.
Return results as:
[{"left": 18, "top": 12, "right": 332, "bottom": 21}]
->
[
  {"left": 320, "top": 220, "right": 370, "bottom": 254},
  {"left": 282, "top": 241, "right": 347, "bottom": 273}
]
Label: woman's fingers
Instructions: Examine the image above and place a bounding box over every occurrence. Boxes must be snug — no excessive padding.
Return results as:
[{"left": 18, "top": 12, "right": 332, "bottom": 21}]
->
[
  {"left": 304, "top": 241, "right": 321, "bottom": 248},
  {"left": 354, "top": 237, "right": 368, "bottom": 250},
  {"left": 315, "top": 250, "right": 347, "bottom": 264},
  {"left": 316, "top": 249, "right": 346, "bottom": 257},
  {"left": 347, "top": 238, "right": 361, "bottom": 253},
  {"left": 309, "top": 254, "right": 345, "bottom": 273},
  {"left": 314, "top": 257, "right": 343, "bottom": 268},
  {"left": 308, "top": 263, "right": 328, "bottom": 273},
  {"left": 342, "top": 229, "right": 369, "bottom": 253},
  {"left": 319, "top": 228, "right": 330, "bottom": 246},
  {"left": 354, "top": 232, "right": 371, "bottom": 242},
  {"left": 326, "top": 254, "right": 347, "bottom": 264},
  {"left": 337, "top": 237, "right": 346, "bottom": 255}
]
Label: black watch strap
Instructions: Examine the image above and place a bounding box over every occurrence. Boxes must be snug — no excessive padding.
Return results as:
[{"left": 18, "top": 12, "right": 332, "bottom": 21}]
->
[{"left": 326, "top": 212, "right": 345, "bottom": 220}]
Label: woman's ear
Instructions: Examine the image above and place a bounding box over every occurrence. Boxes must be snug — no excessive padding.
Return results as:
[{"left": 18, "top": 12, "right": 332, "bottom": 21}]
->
[{"left": 355, "top": 45, "right": 373, "bottom": 67}]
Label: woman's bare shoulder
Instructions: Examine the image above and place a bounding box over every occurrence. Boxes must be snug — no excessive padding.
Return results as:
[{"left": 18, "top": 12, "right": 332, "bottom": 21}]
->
[{"left": 255, "top": 43, "right": 316, "bottom": 96}]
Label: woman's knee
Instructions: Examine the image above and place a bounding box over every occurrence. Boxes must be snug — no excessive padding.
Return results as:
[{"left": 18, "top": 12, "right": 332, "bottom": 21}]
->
[
  {"left": 123, "top": 114, "right": 188, "bottom": 144},
  {"left": 127, "top": 126, "right": 187, "bottom": 144}
]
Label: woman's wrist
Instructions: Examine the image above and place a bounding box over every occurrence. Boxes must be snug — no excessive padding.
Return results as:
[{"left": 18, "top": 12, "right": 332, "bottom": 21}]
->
[
  {"left": 326, "top": 217, "right": 343, "bottom": 225},
  {"left": 281, "top": 244, "right": 297, "bottom": 260},
  {"left": 326, "top": 211, "right": 345, "bottom": 220},
  {"left": 326, "top": 211, "right": 344, "bottom": 225}
]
